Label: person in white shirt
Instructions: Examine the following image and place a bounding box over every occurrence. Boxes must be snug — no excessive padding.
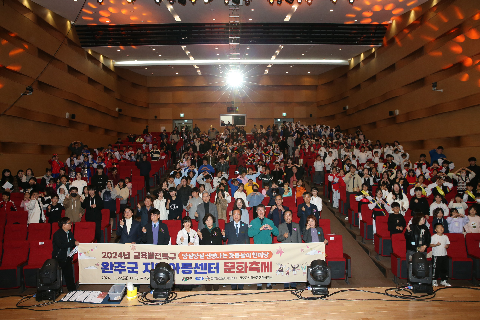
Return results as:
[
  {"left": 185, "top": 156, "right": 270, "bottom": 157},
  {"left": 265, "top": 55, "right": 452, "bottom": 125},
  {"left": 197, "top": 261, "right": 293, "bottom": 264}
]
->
[
  {"left": 430, "top": 194, "right": 449, "bottom": 216},
  {"left": 26, "top": 190, "right": 46, "bottom": 224},
  {"left": 153, "top": 190, "right": 168, "bottom": 220},
  {"left": 448, "top": 194, "right": 467, "bottom": 217},
  {"left": 386, "top": 183, "right": 409, "bottom": 215},
  {"left": 313, "top": 155, "right": 325, "bottom": 185},
  {"left": 324, "top": 151, "right": 334, "bottom": 173},
  {"left": 310, "top": 187, "right": 323, "bottom": 213},
  {"left": 233, "top": 184, "right": 247, "bottom": 203},
  {"left": 71, "top": 172, "right": 87, "bottom": 193},
  {"left": 176, "top": 216, "right": 199, "bottom": 246},
  {"left": 430, "top": 224, "right": 451, "bottom": 287}
]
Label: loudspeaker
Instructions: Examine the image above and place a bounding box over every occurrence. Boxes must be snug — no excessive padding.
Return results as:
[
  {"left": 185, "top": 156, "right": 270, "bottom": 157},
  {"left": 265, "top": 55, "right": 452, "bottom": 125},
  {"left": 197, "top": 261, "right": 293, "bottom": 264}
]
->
[
  {"left": 71, "top": 114, "right": 76, "bottom": 120},
  {"left": 310, "top": 114, "right": 312, "bottom": 117}
]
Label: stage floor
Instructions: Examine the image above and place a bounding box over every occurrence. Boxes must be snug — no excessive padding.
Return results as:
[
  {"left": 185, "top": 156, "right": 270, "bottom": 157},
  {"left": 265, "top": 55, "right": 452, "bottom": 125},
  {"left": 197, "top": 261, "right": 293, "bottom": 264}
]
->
[{"left": 1, "top": 286, "right": 480, "bottom": 319}]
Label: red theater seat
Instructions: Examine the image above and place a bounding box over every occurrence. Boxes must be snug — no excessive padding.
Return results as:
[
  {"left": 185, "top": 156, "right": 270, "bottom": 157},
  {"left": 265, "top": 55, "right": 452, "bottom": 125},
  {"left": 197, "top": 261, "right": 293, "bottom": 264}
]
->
[
  {"left": 23, "top": 240, "right": 53, "bottom": 288},
  {"left": 374, "top": 216, "right": 392, "bottom": 257},
  {"left": 27, "top": 223, "right": 51, "bottom": 241},
  {"left": 360, "top": 206, "right": 374, "bottom": 242},
  {"left": 325, "top": 234, "right": 351, "bottom": 283},
  {"left": 466, "top": 233, "right": 480, "bottom": 280},
  {"left": 0, "top": 241, "right": 29, "bottom": 289},
  {"left": 390, "top": 234, "right": 407, "bottom": 283},
  {"left": 74, "top": 222, "right": 96, "bottom": 243},
  {"left": 447, "top": 233, "right": 472, "bottom": 280}
]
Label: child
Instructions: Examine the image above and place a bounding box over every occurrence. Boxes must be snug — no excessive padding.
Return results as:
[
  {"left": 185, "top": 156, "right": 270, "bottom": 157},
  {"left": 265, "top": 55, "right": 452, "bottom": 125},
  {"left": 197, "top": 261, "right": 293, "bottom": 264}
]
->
[
  {"left": 26, "top": 191, "right": 46, "bottom": 224},
  {"left": 464, "top": 205, "right": 480, "bottom": 233},
  {"left": 446, "top": 208, "right": 469, "bottom": 233},
  {"left": 387, "top": 202, "right": 406, "bottom": 236},
  {"left": 430, "top": 223, "right": 451, "bottom": 287},
  {"left": 430, "top": 194, "right": 449, "bottom": 216},
  {"left": 20, "top": 192, "right": 30, "bottom": 211},
  {"left": 282, "top": 182, "right": 292, "bottom": 197},
  {"left": 295, "top": 179, "right": 306, "bottom": 198},
  {"left": 153, "top": 190, "right": 168, "bottom": 220},
  {"left": 262, "top": 184, "right": 270, "bottom": 197},
  {"left": 355, "top": 184, "right": 372, "bottom": 223},
  {"left": 46, "top": 195, "right": 64, "bottom": 224},
  {"left": 432, "top": 207, "right": 449, "bottom": 233},
  {"left": 449, "top": 194, "right": 468, "bottom": 217},
  {"left": 0, "top": 192, "right": 17, "bottom": 212},
  {"left": 57, "top": 187, "right": 67, "bottom": 205}
]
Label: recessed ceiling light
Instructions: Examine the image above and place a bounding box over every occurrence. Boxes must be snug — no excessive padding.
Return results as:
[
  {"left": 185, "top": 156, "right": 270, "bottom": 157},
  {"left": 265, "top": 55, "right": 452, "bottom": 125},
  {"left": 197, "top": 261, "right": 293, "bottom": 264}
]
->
[
  {"left": 330, "top": 9, "right": 333, "bottom": 12},
  {"left": 176, "top": 72, "right": 178, "bottom": 74},
  {"left": 355, "top": 20, "right": 357, "bottom": 21},
  {"left": 127, "top": 55, "right": 129, "bottom": 56},
  {"left": 302, "top": 53, "right": 304, "bottom": 55},
  {"left": 159, "top": 54, "right": 161, "bottom": 56},
  {"left": 106, "top": 20, "right": 110, "bottom": 23},
  {"left": 251, "top": 8, "right": 254, "bottom": 11},
  {"left": 308, "top": 72, "right": 310, "bottom": 74},
  {"left": 117, "top": 49, "right": 120, "bottom": 51},
  {"left": 290, "top": 65, "right": 293, "bottom": 67},
  {"left": 213, "top": 18, "right": 215, "bottom": 21},
  {"left": 153, "top": 49, "right": 155, "bottom": 50},
  {"left": 215, "top": 47, "right": 218, "bottom": 50},
  {"left": 217, "top": 53, "right": 219, "bottom": 55},
  {"left": 339, "top": 48, "right": 342, "bottom": 50},
  {"left": 286, "top": 72, "right": 288, "bottom": 73},
  {"left": 249, "top": 18, "right": 252, "bottom": 21},
  {"left": 145, "top": 67, "right": 147, "bottom": 69},
  {"left": 246, "top": 53, "right": 248, "bottom": 55},
  {"left": 247, "top": 47, "right": 250, "bottom": 50}
]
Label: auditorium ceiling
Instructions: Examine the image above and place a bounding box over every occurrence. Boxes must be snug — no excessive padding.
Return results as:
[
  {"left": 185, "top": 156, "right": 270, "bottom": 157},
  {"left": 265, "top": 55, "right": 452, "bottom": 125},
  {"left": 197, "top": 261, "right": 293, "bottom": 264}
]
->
[{"left": 32, "top": 0, "right": 430, "bottom": 77}]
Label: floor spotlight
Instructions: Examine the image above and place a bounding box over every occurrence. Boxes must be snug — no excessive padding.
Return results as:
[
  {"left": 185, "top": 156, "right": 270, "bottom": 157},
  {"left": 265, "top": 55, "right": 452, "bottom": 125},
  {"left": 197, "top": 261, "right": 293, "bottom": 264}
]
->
[
  {"left": 36, "top": 259, "right": 62, "bottom": 301},
  {"left": 408, "top": 253, "right": 433, "bottom": 294},
  {"left": 349, "top": 0, "right": 355, "bottom": 4},
  {"left": 150, "top": 262, "right": 175, "bottom": 299},
  {"left": 307, "top": 260, "right": 331, "bottom": 296}
]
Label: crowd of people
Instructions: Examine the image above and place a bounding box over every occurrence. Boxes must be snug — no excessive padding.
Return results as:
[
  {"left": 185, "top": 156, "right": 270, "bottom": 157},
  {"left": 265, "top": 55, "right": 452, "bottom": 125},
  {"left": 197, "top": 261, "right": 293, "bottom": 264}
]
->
[{"left": 1, "top": 120, "right": 480, "bottom": 291}]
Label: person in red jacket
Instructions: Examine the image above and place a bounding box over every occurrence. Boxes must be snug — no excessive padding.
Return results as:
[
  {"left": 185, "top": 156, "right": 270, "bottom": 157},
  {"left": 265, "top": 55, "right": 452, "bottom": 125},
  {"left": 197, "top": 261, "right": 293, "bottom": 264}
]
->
[{"left": 48, "top": 154, "right": 64, "bottom": 178}]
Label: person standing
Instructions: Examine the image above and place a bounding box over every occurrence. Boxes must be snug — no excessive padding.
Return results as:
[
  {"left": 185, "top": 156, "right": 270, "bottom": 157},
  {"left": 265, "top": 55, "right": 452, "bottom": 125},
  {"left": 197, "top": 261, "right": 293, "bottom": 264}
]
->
[
  {"left": 195, "top": 191, "right": 218, "bottom": 230},
  {"left": 277, "top": 210, "right": 302, "bottom": 289},
  {"left": 297, "top": 192, "right": 319, "bottom": 233},
  {"left": 141, "top": 209, "right": 170, "bottom": 245},
  {"left": 117, "top": 207, "right": 142, "bottom": 244},
  {"left": 343, "top": 165, "right": 362, "bottom": 216},
  {"left": 81, "top": 186, "right": 104, "bottom": 242},
  {"left": 222, "top": 209, "right": 249, "bottom": 290},
  {"left": 52, "top": 217, "right": 79, "bottom": 292},
  {"left": 248, "top": 204, "right": 279, "bottom": 290},
  {"left": 268, "top": 195, "right": 289, "bottom": 228},
  {"left": 136, "top": 154, "right": 152, "bottom": 194}
]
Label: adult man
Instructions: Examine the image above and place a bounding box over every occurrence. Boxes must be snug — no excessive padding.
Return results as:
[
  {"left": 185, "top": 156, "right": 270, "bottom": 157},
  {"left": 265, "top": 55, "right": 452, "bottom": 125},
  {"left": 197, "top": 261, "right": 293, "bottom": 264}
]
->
[
  {"left": 64, "top": 186, "right": 84, "bottom": 223},
  {"left": 81, "top": 186, "right": 103, "bottom": 242},
  {"left": 343, "top": 165, "right": 362, "bottom": 216},
  {"left": 198, "top": 158, "right": 215, "bottom": 175},
  {"left": 248, "top": 204, "right": 279, "bottom": 290},
  {"left": 222, "top": 209, "right": 249, "bottom": 290},
  {"left": 215, "top": 157, "right": 229, "bottom": 175},
  {"left": 246, "top": 186, "right": 264, "bottom": 215},
  {"left": 268, "top": 195, "right": 289, "bottom": 227},
  {"left": 277, "top": 210, "right": 302, "bottom": 289},
  {"left": 52, "top": 217, "right": 79, "bottom": 292},
  {"left": 186, "top": 187, "right": 203, "bottom": 219},
  {"left": 177, "top": 177, "right": 192, "bottom": 208},
  {"left": 137, "top": 195, "right": 155, "bottom": 227},
  {"left": 117, "top": 207, "right": 142, "bottom": 244},
  {"left": 467, "top": 157, "right": 480, "bottom": 188},
  {"left": 195, "top": 191, "right": 218, "bottom": 230},
  {"left": 136, "top": 154, "right": 152, "bottom": 193},
  {"left": 297, "top": 192, "right": 319, "bottom": 233},
  {"left": 141, "top": 209, "right": 170, "bottom": 245}
]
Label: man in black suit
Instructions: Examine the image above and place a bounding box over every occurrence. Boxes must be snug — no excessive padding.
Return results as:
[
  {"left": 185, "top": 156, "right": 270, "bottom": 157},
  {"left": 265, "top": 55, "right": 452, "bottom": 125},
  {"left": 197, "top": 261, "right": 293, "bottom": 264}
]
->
[
  {"left": 81, "top": 186, "right": 104, "bottom": 242},
  {"left": 141, "top": 209, "right": 170, "bottom": 245},
  {"left": 52, "top": 217, "right": 79, "bottom": 292},
  {"left": 117, "top": 207, "right": 142, "bottom": 244},
  {"left": 222, "top": 209, "right": 249, "bottom": 290}
]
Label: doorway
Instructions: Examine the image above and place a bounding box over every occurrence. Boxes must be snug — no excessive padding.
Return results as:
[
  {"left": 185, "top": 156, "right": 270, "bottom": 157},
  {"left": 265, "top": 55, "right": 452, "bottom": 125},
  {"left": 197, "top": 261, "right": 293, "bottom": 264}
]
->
[{"left": 173, "top": 119, "right": 193, "bottom": 132}]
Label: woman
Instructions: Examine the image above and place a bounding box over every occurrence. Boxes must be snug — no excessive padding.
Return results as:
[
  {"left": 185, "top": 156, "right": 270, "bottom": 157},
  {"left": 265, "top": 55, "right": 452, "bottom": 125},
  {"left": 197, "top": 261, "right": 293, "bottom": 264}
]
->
[
  {"left": 114, "top": 179, "right": 129, "bottom": 215},
  {"left": 71, "top": 172, "right": 87, "bottom": 193},
  {"left": 25, "top": 168, "right": 35, "bottom": 184},
  {"left": 231, "top": 198, "right": 249, "bottom": 224},
  {"left": 101, "top": 181, "right": 117, "bottom": 231},
  {"left": 176, "top": 216, "right": 199, "bottom": 246},
  {"left": 404, "top": 213, "right": 431, "bottom": 266},
  {"left": 215, "top": 190, "right": 228, "bottom": 221},
  {"left": 197, "top": 215, "right": 222, "bottom": 287},
  {"left": 153, "top": 190, "right": 168, "bottom": 220},
  {"left": 386, "top": 183, "right": 409, "bottom": 215},
  {"left": 302, "top": 215, "right": 328, "bottom": 244},
  {"left": 1, "top": 169, "right": 14, "bottom": 193}
]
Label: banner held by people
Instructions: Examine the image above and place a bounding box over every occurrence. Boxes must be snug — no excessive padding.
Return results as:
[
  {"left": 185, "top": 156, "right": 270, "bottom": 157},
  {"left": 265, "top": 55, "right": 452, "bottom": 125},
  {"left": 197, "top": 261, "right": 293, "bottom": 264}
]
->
[{"left": 78, "top": 242, "right": 325, "bottom": 284}]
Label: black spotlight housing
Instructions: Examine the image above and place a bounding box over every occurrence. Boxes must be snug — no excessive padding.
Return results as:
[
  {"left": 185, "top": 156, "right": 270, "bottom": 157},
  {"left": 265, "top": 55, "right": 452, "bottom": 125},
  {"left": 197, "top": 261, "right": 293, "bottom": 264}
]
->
[
  {"left": 178, "top": 0, "right": 187, "bottom": 4},
  {"left": 408, "top": 252, "right": 433, "bottom": 294},
  {"left": 307, "top": 259, "right": 331, "bottom": 296},
  {"left": 36, "top": 259, "right": 62, "bottom": 301},
  {"left": 244, "top": 0, "right": 251, "bottom": 5},
  {"left": 285, "top": 0, "right": 294, "bottom": 3},
  {"left": 150, "top": 262, "right": 175, "bottom": 299}
]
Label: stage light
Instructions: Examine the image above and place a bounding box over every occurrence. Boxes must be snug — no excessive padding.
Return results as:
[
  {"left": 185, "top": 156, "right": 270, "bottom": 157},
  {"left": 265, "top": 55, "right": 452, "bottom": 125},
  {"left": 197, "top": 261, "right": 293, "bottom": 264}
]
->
[
  {"left": 286, "top": 0, "right": 293, "bottom": 4},
  {"left": 269, "top": 0, "right": 274, "bottom": 4},
  {"left": 226, "top": 70, "right": 244, "bottom": 88},
  {"left": 306, "top": 0, "right": 312, "bottom": 4},
  {"left": 126, "top": 0, "right": 135, "bottom": 3},
  {"left": 307, "top": 260, "right": 331, "bottom": 296},
  {"left": 97, "top": 0, "right": 104, "bottom": 4},
  {"left": 297, "top": 0, "right": 301, "bottom": 3},
  {"left": 179, "top": 0, "right": 187, "bottom": 5},
  {"left": 277, "top": 0, "right": 282, "bottom": 4},
  {"left": 232, "top": 0, "right": 240, "bottom": 4},
  {"left": 225, "top": 0, "right": 229, "bottom": 4},
  {"left": 22, "top": 86, "right": 33, "bottom": 96},
  {"left": 168, "top": 0, "right": 175, "bottom": 4},
  {"left": 331, "top": 0, "right": 337, "bottom": 3},
  {"left": 155, "top": 0, "right": 162, "bottom": 3},
  {"left": 349, "top": 0, "right": 354, "bottom": 4},
  {"left": 245, "top": 0, "right": 251, "bottom": 5},
  {"left": 150, "top": 262, "right": 175, "bottom": 299},
  {"left": 36, "top": 259, "right": 62, "bottom": 301},
  {"left": 408, "top": 252, "right": 433, "bottom": 294}
]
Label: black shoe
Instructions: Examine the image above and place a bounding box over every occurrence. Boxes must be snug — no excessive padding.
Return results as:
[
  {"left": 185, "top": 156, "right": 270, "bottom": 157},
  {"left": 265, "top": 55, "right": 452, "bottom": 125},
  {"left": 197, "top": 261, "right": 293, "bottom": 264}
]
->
[{"left": 266, "top": 284, "right": 273, "bottom": 290}]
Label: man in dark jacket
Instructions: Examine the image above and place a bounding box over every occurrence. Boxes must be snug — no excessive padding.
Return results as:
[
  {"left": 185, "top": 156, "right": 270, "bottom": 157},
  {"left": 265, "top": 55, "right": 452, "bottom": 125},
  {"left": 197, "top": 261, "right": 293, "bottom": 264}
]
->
[
  {"left": 68, "top": 141, "right": 84, "bottom": 157},
  {"left": 117, "top": 207, "right": 142, "bottom": 244},
  {"left": 142, "top": 209, "right": 170, "bottom": 245},
  {"left": 136, "top": 154, "right": 152, "bottom": 193},
  {"left": 52, "top": 217, "right": 79, "bottom": 291},
  {"left": 81, "top": 186, "right": 104, "bottom": 242}
]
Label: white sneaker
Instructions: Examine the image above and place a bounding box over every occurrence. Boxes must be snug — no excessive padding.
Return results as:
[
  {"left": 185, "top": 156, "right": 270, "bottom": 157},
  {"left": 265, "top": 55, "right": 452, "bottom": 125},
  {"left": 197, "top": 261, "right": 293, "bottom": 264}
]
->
[
  {"left": 432, "top": 280, "right": 438, "bottom": 287},
  {"left": 440, "top": 280, "right": 451, "bottom": 287}
]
